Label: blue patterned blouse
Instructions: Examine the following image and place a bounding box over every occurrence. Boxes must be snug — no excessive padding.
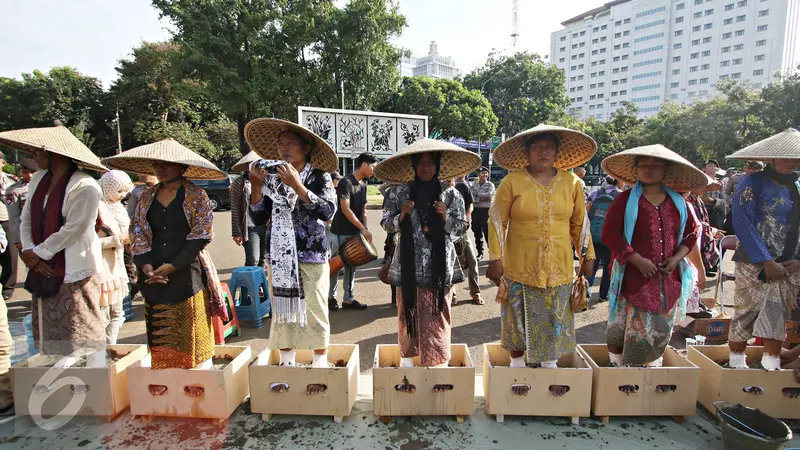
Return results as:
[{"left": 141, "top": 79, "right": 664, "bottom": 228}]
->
[{"left": 732, "top": 171, "right": 800, "bottom": 264}]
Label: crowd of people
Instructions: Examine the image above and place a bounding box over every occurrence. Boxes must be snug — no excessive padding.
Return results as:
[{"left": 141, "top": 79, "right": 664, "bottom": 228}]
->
[{"left": 0, "top": 120, "right": 796, "bottom": 417}]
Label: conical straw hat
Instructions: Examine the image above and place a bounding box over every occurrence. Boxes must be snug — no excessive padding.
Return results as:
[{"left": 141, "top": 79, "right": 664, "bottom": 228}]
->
[
  {"left": 102, "top": 139, "right": 226, "bottom": 180},
  {"left": 492, "top": 124, "right": 597, "bottom": 170},
  {"left": 601, "top": 145, "right": 708, "bottom": 191},
  {"left": 727, "top": 128, "right": 800, "bottom": 161},
  {"left": 0, "top": 126, "right": 106, "bottom": 172},
  {"left": 373, "top": 138, "right": 481, "bottom": 183},
  {"left": 244, "top": 118, "right": 338, "bottom": 173},
  {"left": 231, "top": 151, "right": 260, "bottom": 173}
]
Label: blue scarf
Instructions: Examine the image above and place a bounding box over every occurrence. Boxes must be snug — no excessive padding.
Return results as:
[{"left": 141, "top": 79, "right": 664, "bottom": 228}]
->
[{"left": 607, "top": 182, "right": 694, "bottom": 320}]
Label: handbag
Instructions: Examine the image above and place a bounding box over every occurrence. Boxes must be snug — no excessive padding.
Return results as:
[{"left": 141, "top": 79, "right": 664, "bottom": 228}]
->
[{"left": 572, "top": 212, "right": 592, "bottom": 313}]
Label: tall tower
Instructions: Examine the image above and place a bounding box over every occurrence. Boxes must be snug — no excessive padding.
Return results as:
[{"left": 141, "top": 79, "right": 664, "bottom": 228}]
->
[{"left": 511, "top": 0, "right": 519, "bottom": 48}]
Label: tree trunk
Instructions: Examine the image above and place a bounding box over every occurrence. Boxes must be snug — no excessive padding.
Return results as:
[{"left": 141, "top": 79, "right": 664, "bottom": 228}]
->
[{"left": 237, "top": 111, "right": 249, "bottom": 156}]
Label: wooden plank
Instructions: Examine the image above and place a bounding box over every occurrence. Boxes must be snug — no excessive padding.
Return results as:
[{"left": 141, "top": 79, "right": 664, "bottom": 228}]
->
[
  {"left": 688, "top": 345, "right": 800, "bottom": 419},
  {"left": 372, "top": 344, "right": 475, "bottom": 417},
  {"left": 127, "top": 345, "right": 250, "bottom": 420},
  {"left": 249, "top": 345, "right": 358, "bottom": 418},
  {"left": 482, "top": 344, "right": 592, "bottom": 419},
  {"left": 579, "top": 344, "right": 700, "bottom": 418}
]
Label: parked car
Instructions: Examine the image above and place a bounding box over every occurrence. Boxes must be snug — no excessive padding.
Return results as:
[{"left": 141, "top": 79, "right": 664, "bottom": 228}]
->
[{"left": 192, "top": 176, "right": 232, "bottom": 211}]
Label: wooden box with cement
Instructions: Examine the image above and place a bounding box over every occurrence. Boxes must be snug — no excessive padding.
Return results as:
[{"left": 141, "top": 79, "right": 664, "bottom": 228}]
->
[
  {"left": 373, "top": 344, "right": 475, "bottom": 421},
  {"left": 687, "top": 345, "right": 800, "bottom": 419},
  {"left": 482, "top": 344, "right": 592, "bottom": 424},
  {"left": 11, "top": 344, "right": 148, "bottom": 420},
  {"left": 127, "top": 345, "right": 250, "bottom": 423},
  {"left": 578, "top": 344, "right": 700, "bottom": 423},
  {"left": 248, "top": 344, "right": 359, "bottom": 423}
]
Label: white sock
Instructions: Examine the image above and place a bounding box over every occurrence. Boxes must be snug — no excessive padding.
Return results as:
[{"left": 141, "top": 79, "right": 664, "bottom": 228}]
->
[
  {"left": 646, "top": 357, "right": 663, "bottom": 368},
  {"left": 609, "top": 352, "right": 623, "bottom": 367},
  {"left": 193, "top": 358, "right": 213, "bottom": 370},
  {"left": 280, "top": 349, "right": 296, "bottom": 366},
  {"left": 509, "top": 356, "right": 526, "bottom": 368},
  {"left": 540, "top": 360, "right": 558, "bottom": 369},
  {"left": 400, "top": 357, "right": 415, "bottom": 368},
  {"left": 311, "top": 352, "right": 328, "bottom": 368},
  {"left": 761, "top": 353, "right": 781, "bottom": 371},
  {"left": 729, "top": 351, "right": 747, "bottom": 369}
]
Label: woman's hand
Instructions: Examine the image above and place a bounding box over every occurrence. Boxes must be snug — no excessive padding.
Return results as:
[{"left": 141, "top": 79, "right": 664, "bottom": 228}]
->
[
  {"left": 152, "top": 264, "right": 176, "bottom": 278},
  {"left": 659, "top": 255, "right": 681, "bottom": 275},
  {"left": 631, "top": 254, "right": 658, "bottom": 279},
  {"left": 20, "top": 249, "right": 41, "bottom": 269},
  {"left": 249, "top": 168, "right": 267, "bottom": 187},
  {"left": 33, "top": 261, "right": 56, "bottom": 278},
  {"left": 486, "top": 260, "right": 504, "bottom": 286},
  {"left": 399, "top": 201, "right": 415, "bottom": 221},
  {"left": 142, "top": 263, "right": 168, "bottom": 284},
  {"left": 764, "top": 260, "right": 789, "bottom": 282},
  {"left": 233, "top": 236, "right": 243, "bottom": 246},
  {"left": 433, "top": 201, "right": 447, "bottom": 221},
  {"left": 276, "top": 164, "right": 303, "bottom": 192},
  {"left": 581, "top": 259, "right": 594, "bottom": 279},
  {"left": 782, "top": 260, "right": 800, "bottom": 274}
]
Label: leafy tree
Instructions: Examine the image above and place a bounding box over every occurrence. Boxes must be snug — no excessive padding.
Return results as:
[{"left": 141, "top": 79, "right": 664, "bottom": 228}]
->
[
  {"left": 384, "top": 76, "right": 498, "bottom": 141},
  {"left": 464, "top": 52, "right": 570, "bottom": 136},
  {"left": 757, "top": 66, "right": 800, "bottom": 132}
]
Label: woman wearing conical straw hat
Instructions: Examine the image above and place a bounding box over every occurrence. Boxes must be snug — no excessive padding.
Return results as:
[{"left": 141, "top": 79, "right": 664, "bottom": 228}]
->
[
  {"left": 0, "top": 126, "right": 107, "bottom": 357},
  {"left": 725, "top": 128, "right": 800, "bottom": 371},
  {"left": 601, "top": 145, "right": 706, "bottom": 369},
  {"left": 377, "top": 139, "right": 478, "bottom": 382},
  {"left": 104, "top": 139, "right": 229, "bottom": 375},
  {"left": 229, "top": 151, "right": 267, "bottom": 268},
  {"left": 485, "top": 125, "right": 596, "bottom": 396},
  {"left": 243, "top": 119, "right": 337, "bottom": 394}
]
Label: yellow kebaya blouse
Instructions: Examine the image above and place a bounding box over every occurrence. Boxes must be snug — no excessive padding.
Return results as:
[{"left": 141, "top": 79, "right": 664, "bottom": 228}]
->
[{"left": 488, "top": 169, "right": 595, "bottom": 289}]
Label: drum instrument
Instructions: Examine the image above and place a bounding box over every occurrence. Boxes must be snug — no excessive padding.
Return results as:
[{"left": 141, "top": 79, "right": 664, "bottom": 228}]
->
[{"left": 329, "top": 234, "right": 378, "bottom": 278}]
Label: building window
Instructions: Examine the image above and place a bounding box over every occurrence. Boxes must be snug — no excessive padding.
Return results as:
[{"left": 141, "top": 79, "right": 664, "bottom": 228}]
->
[
  {"left": 612, "top": 80, "right": 619, "bottom": 85},
  {"left": 635, "top": 6, "right": 666, "bottom": 18},
  {"left": 580, "top": 42, "right": 586, "bottom": 47},
  {"left": 691, "top": 52, "right": 699, "bottom": 59},
  {"left": 736, "top": 15, "right": 746, "bottom": 22},
  {"left": 631, "top": 95, "right": 660, "bottom": 103},
  {"left": 589, "top": 105, "right": 596, "bottom": 110},
  {"left": 593, "top": 27, "right": 599, "bottom": 32},
  {"left": 590, "top": 95, "right": 596, "bottom": 100},
  {"left": 692, "top": 39, "right": 700, "bottom": 46},
  {"left": 577, "top": 86, "right": 584, "bottom": 91},
  {"left": 560, "top": 36, "right": 566, "bottom": 41},
  {"left": 599, "top": 71, "right": 606, "bottom": 75},
  {"left": 615, "top": 32, "right": 622, "bottom": 38},
  {"left": 621, "top": 67, "right": 628, "bottom": 72},
  {"left": 702, "top": 50, "right": 711, "bottom": 57},
  {"left": 724, "top": 18, "right": 733, "bottom": 25},
  {"left": 757, "top": 25, "right": 768, "bottom": 31},
  {"left": 623, "top": 42, "right": 630, "bottom": 48},
  {"left": 673, "top": 56, "right": 682, "bottom": 62},
  {"left": 592, "top": 39, "right": 598, "bottom": 44},
  {"left": 560, "top": 58, "right": 566, "bottom": 63},
  {"left": 623, "top": 30, "right": 631, "bottom": 36},
  {"left": 754, "top": 54, "right": 765, "bottom": 61},
  {"left": 732, "top": 72, "right": 742, "bottom": 79},
  {"left": 632, "top": 58, "right": 663, "bottom": 68},
  {"left": 676, "top": 17, "right": 684, "bottom": 23},
  {"left": 614, "top": 44, "right": 621, "bottom": 50},
  {"left": 738, "top": 0, "right": 747, "bottom": 6},
  {"left": 572, "top": 55, "right": 577, "bottom": 60},
  {"left": 705, "top": 9, "right": 714, "bottom": 15},
  {"left": 600, "top": 48, "right": 607, "bottom": 53},
  {"left": 579, "top": 53, "right": 585, "bottom": 58},
  {"left": 704, "top": 23, "right": 713, "bottom": 29},
  {"left": 591, "top": 72, "right": 597, "bottom": 77},
  {"left": 581, "top": 31, "right": 587, "bottom": 36},
  {"left": 735, "top": 29, "right": 745, "bottom": 36},
  {"left": 622, "top": 54, "right": 629, "bottom": 60},
  {"left": 721, "top": 60, "right": 730, "bottom": 67},
  {"left": 693, "top": 25, "right": 701, "bottom": 32},
  {"left": 688, "top": 91, "right": 697, "bottom": 98},
  {"left": 634, "top": 32, "right": 664, "bottom": 43},
  {"left": 634, "top": 45, "right": 664, "bottom": 56},
  {"left": 601, "top": 25, "right": 608, "bottom": 30},
  {"left": 615, "top": 20, "right": 622, "bottom": 26},
  {"left": 677, "top": 3, "right": 685, "bottom": 10},
  {"left": 733, "top": 58, "right": 742, "bottom": 64},
  {"left": 613, "top": 68, "right": 620, "bottom": 73},
  {"left": 704, "top": 37, "right": 713, "bottom": 43},
  {"left": 635, "top": 19, "right": 666, "bottom": 31},
  {"left": 598, "top": 82, "right": 605, "bottom": 87},
  {"left": 690, "top": 66, "right": 699, "bottom": 72},
  {"left": 723, "top": 32, "right": 732, "bottom": 39},
  {"left": 675, "top": 30, "right": 684, "bottom": 36},
  {"left": 725, "top": 3, "right": 734, "bottom": 10},
  {"left": 694, "top": 11, "right": 702, "bottom": 18},
  {"left": 624, "top": 18, "right": 631, "bottom": 24},
  {"left": 611, "top": 102, "right": 618, "bottom": 107},
  {"left": 756, "top": 39, "right": 767, "bottom": 47},
  {"left": 670, "top": 94, "right": 680, "bottom": 100},
  {"left": 573, "top": 44, "right": 579, "bottom": 49},
  {"left": 671, "top": 82, "right": 680, "bottom": 88},
  {"left": 621, "top": 79, "right": 627, "bottom": 84},
  {"left": 674, "top": 43, "right": 682, "bottom": 49},
  {"left": 614, "top": 56, "right": 620, "bottom": 62},
  {"left": 632, "top": 71, "right": 662, "bottom": 80},
  {"left": 734, "top": 44, "right": 744, "bottom": 50},
  {"left": 578, "top": 65, "right": 585, "bottom": 69},
  {"left": 695, "top": 0, "right": 702, "bottom": 4},
  {"left": 598, "top": 94, "right": 605, "bottom": 99},
  {"left": 672, "top": 69, "right": 681, "bottom": 75},
  {"left": 592, "top": 61, "right": 598, "bottom": 67},
  {"left": 570, "top": 87, "right": 576, "bottom": 92},
  {"left": 701, "top": 64, "right": 710, "bottom": 70},
  {"left": 689, "top": 79, "right": 698, "bottom": 85},
  {"left": 597, "top": 104, "right": 604, "bottom": 109},
  {"left": 592, "top": 50, "right": 598, "bottom": 55},
  {"left": 576, "top": 97, "right": 583, "bottom": 101},
  {"left": 631, "top": 83, "right": 661, "bottom": 92},
  {"left": 753, "top": 69, "right": 764, "bottom": 75},
  {"left": 700, "top": 77, "right": 709, "bottom": 83},
  {"left": 620, "top": 90, "right": 627, "bottom": 94},
  {"left": 721, "top": 46, "right": 731, "bottom": 53},
  {"left": 720, "top": 74, "right": 730, "bottom": 80},
  {"left": 612, "top": 91, "right": 618, "bottom": 96},
  {"left": 578, "top": 74, "right": 584, "bottom": 79}
]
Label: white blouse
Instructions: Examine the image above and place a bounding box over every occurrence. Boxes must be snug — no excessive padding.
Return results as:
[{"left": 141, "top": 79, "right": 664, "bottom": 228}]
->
[{"left": 21, "top": 171, "right": 103, "bottom": 283}]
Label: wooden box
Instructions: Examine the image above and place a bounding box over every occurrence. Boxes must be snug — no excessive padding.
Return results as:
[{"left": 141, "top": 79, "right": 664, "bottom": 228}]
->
[
  {"left": 482, "top": 344, "right": 592, "bottom": 423},
  {"left": 675, "top": 317, "right": 731, "bottom": 343},
  {"left": 248, "top": 344, "right": 359, "bottom": 423},
  {"left": 373, "top": 344, "right": 475, "bottom": 421},
  {"left": 11, "top": 344, "right": 148, "bottom": 420},
  {"left": 578, "top": 344, "right": 700, "bottom": 422},
  {"left": 127, "top": 345, "right": 251, "bottom": 423},
  {"left": 687, "top": 345, "right": 800, "bottom": 419}
]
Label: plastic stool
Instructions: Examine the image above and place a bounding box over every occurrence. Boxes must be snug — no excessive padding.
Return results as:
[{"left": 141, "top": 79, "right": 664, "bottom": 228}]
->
[
  {"left": 229, "top": 267, "right": 271, "bottom": 328},
  {"left": 213, "top": 282, "right": 242, "bottom": 344}
]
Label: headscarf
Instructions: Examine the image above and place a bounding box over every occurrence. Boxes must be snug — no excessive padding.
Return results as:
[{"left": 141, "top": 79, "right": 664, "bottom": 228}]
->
[
  {"left": 400, "top": 152, "right": 446, "bottom": 338},
  {"left": 98, "top": 170, "right": 134, "bottom": 232}
]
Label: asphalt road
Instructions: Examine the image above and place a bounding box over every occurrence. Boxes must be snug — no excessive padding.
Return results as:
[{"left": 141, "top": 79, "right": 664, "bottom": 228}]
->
[{"left": 6, "top": 209, "right": 734, "bottom": 373}]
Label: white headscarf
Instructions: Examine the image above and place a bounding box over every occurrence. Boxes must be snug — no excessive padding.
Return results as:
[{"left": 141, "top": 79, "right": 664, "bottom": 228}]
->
[{"left": 98, "top": 170, "right": 135, "bottom": 232}]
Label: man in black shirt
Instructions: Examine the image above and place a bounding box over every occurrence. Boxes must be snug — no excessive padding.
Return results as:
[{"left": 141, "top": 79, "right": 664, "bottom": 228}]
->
[
  {"left": 447, "top": 177, "right": 483, "bottom": 305},
  {"left": 329, "top": 153, "right": 378, "bottom": 310}
]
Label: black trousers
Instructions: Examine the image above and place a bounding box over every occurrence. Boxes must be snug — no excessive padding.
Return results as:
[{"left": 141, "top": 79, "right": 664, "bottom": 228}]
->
[{"left": 471, "top": 207, "right": 490, "bottom": 256}]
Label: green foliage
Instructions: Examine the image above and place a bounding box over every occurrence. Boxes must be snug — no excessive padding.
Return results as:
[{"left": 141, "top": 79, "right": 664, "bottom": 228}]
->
[
  {"left": 464, "top": 52, "right": 570, "bottom": 136},
  {"left": 383, "top": 76, "right": 498, "bottom": 141}
]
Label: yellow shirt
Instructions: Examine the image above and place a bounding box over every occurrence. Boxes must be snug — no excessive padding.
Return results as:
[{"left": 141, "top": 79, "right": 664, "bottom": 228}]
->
[{"left": 488, "top": 170, "right": 595, "bottom": 289}]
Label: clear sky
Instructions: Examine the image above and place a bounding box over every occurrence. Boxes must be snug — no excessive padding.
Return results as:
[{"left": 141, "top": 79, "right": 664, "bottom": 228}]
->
[{"left": 0, "top": 0, "right": 796, "bottom": 86}]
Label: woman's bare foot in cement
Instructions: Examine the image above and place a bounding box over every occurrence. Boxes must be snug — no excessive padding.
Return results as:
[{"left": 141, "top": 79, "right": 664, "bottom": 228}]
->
[
  {"left": 270, "top": 382, "right": 290, "bottom": 393},
  {"left": 619, "top": 385, "right": 639, "bottom": 394},
  {"left": 549, "top": 385, "right": 570, "bottom": 397},
  {"left": 307, "top": 384, "right": 327, "bottom": 395},
  {"left": 511, "top": 384, "right": 531, "bottom": 396},
  {"left": 432, "top": 384, "right": 454, "bottom": 392},
  {"left": 148, "top": 385, "right": 168, "bottom": 396}
]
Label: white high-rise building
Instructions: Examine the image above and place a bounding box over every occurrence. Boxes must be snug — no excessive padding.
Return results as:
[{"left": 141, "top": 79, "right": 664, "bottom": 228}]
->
[
  {"left": 398, "top": 55, "right": 418, "bottom": 78},
  {"left": 412, "top": 41, "right": 462, "bottom": 79},
  {"left": 550, "top": 0, "right": 800, "bottom": 120}
]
